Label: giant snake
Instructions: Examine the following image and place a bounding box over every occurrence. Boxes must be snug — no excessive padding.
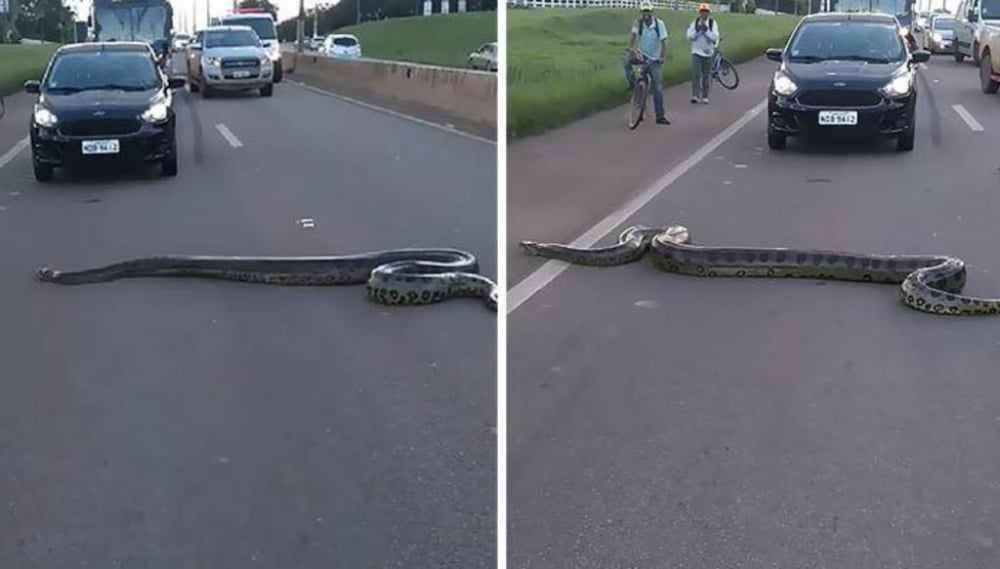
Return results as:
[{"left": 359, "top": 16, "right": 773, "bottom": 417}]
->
[
  {"left": 36, "top": 249, "right": 498, "bottom": 311},
  {"left": 520, "top": 225, "right": 1000, "bottom": 316}
]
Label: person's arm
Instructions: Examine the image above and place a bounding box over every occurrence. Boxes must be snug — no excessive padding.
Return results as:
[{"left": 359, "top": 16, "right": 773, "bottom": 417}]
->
[
  {"left": 660, "top": 20, "right": 668, "bottom": 61},
  {"left": 706, "top": 21, "right": 720, "bottom": 43},
  {"left": 686, "top": 21, "right": 698, "bottom": 41}
]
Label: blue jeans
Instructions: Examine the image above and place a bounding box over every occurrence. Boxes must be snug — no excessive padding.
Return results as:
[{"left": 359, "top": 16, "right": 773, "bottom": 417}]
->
[{"left": 623, "top": 53, "right": 665, "bottom": 119}]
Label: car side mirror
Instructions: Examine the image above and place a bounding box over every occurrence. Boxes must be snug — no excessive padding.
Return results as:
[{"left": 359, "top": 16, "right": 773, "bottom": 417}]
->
[
  {"left": 911, "top": 49, "right": 931, "bottom": 63},
  {"left": 765, "top": 48, "right": 783, "bottom": 62},
  {"left": 24, "top": 80, "right": 41, "bottom": 94},
  {"left": 167, "top": 77, "right": 186, "bottom": 89}
]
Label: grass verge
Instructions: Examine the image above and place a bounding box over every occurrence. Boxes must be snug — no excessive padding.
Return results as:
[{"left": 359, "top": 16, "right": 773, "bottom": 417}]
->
[
  {"left": 338, "top": 12, "right": 497, "bottom": 68},
  {"left": 508, "top": 9, "right": 798, "bottom": 138},
  {"left": 0, "top": 44, "right": 58, "bottom": 96}
]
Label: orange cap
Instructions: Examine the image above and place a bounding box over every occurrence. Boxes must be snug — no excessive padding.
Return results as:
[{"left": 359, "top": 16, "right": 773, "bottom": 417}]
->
[{"left": 698, "top": 3, "right": 711, "bottom": 11}]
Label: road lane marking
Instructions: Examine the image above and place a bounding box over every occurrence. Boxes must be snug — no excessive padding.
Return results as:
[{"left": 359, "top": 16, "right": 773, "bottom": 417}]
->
[
  {"left": 508, "top": 98, "right": 768, "bottom": 314},
  {"left": 952, "top": 104, "right": 984, "bottom": 131},
  {"left": 0, "top": 137, "right": 29, "bottom": 172},
  {"left": 287, "top": 80, "right": 496, "bottom": 146},
  {"left": 215, "top": 123, "right": 244, "bottom": 147}
]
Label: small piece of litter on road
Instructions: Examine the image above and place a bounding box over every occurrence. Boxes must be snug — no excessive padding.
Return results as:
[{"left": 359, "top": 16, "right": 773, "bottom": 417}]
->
[
  {"left": 734, "top": 164, "right": 748, "bottom": 169},
  {"left": 297, "top": 218, "right": 315, "bottom": 229},
  {"left": 8, "top": 191, "right": 19, "bottom": 197},
  {"left": 723, "top": 181, "right": 733, "bottom": 185},
  {"left": 215, "top": 457, "right": 230, "bottom": 464},
  {"left": 634, "top": 300, "right": 660, "bottom": 309}
]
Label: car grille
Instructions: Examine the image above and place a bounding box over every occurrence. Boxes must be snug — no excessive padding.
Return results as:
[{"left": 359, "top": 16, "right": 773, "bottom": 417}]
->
[
  {"left": 59, "top": 118, "right": 141, "bottom": 137},
  {"left": 221, "top": 57, "right": 260, "bottom": 69},
  {"left": 796, "top": 89, "right": 883, "bottom": 107}
]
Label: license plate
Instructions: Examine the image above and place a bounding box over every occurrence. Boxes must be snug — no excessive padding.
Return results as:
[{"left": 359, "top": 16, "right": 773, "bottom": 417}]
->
[
  {"left": 81, "top": 140, "right": 120, "bottom": 155},
  {"left": 233, "top": 70, "right": 251, "bottom": 78},
  {"left": 818, "top": 110, "right": 858, "bottom": 126}
]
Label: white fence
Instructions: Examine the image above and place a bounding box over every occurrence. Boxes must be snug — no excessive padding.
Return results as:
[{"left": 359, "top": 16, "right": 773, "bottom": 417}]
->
[{"left": 508, "top": 0, "right": 730, "bottom": 11}]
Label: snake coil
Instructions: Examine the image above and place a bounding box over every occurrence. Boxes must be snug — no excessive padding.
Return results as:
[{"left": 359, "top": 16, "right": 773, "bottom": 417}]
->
[
  {"left": 36, "top": 248, "right": 498, "bottom": 311},
  {"left": 520, "top": 224, "right": 1000, "bottom": 316}
]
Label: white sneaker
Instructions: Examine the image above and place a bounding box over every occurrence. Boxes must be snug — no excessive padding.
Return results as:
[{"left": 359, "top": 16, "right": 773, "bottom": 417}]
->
[
  {"left": 701, "top": 97, "right": 710, "bottom": 104},
  {"left": 690, "top": 97, "right": 699, "bottom": 104}
]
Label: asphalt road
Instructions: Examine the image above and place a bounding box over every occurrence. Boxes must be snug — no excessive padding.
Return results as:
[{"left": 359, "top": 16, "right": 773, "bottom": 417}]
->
[
  {"left": 509, "top": 56, "right": 1000, "bottom": 568},
  {"left": 0, "top": 58, "right": 496, "bottom": 567}
]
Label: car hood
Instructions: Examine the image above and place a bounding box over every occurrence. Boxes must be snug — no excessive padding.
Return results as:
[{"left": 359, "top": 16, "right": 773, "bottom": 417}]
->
[
  {"left": 40, "top": 89, "right": 159, "bottom": 114},
  {"left": 203, "top": 46, "right": 264, "bottom": 58},
  {"left": 783, "top": 60, "right": 904, "bottom": 88}
]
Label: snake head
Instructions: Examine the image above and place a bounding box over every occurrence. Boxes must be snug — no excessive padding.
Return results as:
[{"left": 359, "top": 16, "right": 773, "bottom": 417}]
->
[
  {"left": 36, "top": 267, "right": 59, "bottom": 281},
  {"left": 519, "top": 241, "right": 543, "bottom": 256}
]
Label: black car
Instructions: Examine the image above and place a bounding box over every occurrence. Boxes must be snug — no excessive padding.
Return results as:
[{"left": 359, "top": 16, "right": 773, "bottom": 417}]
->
[
  {"left": 765, "top": 12, "right": 931, "bottom": 152},
  {"left": 25, "top": 42, "right": 186, "bottom": 182}
]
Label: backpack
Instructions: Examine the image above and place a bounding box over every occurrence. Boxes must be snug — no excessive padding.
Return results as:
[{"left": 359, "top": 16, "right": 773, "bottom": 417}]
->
[{"left": 634, "top": 17, "right": 664, "bottom": 39}]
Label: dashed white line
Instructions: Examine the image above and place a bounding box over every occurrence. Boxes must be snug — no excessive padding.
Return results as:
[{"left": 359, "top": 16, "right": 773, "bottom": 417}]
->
[
  {"left": 952, "top": 104, "right": 985, "bottom": 132},
  {"left": 214, "top": 123, "right": 244, "bottom": 147},
  {"left": 507, "top": 98, "right": 769, "bottom": 314},
  {"left": 0, "top": 137, "right": 29, "bottom": 172}
]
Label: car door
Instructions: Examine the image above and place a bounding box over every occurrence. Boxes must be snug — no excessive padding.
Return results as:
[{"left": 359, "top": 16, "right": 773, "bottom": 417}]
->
[
  {"left": 187, "top": 32, "right": 204, "bottom": 82},
  {"left": 956, "top": 0, "right": 971, "bottom": 52}
]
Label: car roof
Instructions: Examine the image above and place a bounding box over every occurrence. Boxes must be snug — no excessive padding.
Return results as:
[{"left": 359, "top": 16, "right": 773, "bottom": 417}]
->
[
  {"left": 57, "top": 42, "right": 152, "bottom": 54},
  {"left": 800, "top": 12, "right": 899, "bottom": 24},
  {"left": 201, "top": 25, "right": 256, "bottom": 33}
]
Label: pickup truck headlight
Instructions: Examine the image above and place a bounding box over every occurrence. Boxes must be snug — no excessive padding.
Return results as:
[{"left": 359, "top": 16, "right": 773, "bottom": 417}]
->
[
  {"left": 772, "top": 70, "right": 798, "bottom": 96},
  {"left": 880, "top": 73, "right": 913, "bottom": 97},
  {"left": 33, "top": 106, "right": 58, "bottom": 128},
  {"left": 203, "top": 56, "right": 221, "bottom": 67}
]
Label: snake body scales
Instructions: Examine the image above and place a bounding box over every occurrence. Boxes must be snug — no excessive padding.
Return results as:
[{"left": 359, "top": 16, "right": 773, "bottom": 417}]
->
[
  {"left": 520, "top": 225, "right": 1000, "bottom": 316},
  {"left": 36, "top": 249, "right": 498, "bottom": 311}
]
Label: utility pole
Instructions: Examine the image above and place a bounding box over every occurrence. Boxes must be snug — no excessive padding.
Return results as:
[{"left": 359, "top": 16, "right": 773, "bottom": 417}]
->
[{"left": 296, "top": 0, "right": 304, "bottom": 52}]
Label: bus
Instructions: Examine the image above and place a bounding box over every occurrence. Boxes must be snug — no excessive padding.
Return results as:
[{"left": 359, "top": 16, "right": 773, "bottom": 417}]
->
[
  {"left": 828, "top": 0, "right": 917, "bottom": 48},
  {"left": 88, "top": 0, "right": 174, "bottom": 69}
]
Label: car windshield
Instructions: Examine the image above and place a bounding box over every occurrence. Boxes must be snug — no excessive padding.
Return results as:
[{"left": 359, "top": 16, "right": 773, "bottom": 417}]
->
[
  {"left": 933, "top": 17, "right": 955, "bottom": 29},
  {"left": 787, "top": 21, "right": 905, "bottom": 63},
  {"left": 205, "top": 29, "right": 260, "bottom": 48},
  {"left": 220, "top": 17, "right": 276, "bottom": 40},
  {"left": 332, "top": 37, "right": 358, "bottom": 47},
  {"left": 44, "top": 51, "right": 159, "bottom": 92}
]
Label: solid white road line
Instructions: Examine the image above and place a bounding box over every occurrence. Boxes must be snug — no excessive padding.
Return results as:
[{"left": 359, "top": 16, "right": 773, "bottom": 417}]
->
[
  {"left": 0, "top": 137, "right": 29, "bottom": 172},
  {"left": 952, "top": 104, "right": 985, "bottom": 132},
  {"left": 507, "top": 98, "right": 769, "bottom": 314},
  {"left": 215, "top": 123, "right": 244, "bottom": 148}
]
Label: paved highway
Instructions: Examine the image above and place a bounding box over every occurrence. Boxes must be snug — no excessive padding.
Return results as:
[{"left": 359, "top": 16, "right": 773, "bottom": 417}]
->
[
  {"left": 509, "top": 56, "right": 1000, "bottom": 568},
  {"left": 0, "top": 58, "right": 496, "bottom": 567}
]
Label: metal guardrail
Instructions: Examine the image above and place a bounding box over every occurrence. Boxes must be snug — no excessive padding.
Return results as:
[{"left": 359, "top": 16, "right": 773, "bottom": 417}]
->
[{"left": 508, "top": 0, "right": 730, "bottom": 10}]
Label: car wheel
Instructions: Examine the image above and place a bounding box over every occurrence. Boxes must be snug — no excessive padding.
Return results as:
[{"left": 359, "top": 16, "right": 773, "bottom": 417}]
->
[
  {"left": 33, "top": 159, "right": 53, "bottom": 182},
  {"left": 188, "top": 76, "right": 200, "bottom": 93},
  {"left": 202, "top": 82, "right": 214, "bottom": 99},
  {"left": 974, "top": 42, "right": 981, "bottom": 65},
  {"left": 274, "top": 64, "right": 283, "bottom": 83},
  {"left": 767, "top": 126, "right": 786, "bottom": 150},
  {"left": 260, "top": 83, "right": 274, "bottom": 97},
  {"left": 955, "top": 42, "right": 966, "bottom": 62},
  {"left": 161, "top": 139, "right": 178, "bottom": 177},
  {"left": 897, "top": 121, "right": 915, "bottom": 151},
  {"left": 981, "top": 51, "right": 1000, "bottom": 93}
]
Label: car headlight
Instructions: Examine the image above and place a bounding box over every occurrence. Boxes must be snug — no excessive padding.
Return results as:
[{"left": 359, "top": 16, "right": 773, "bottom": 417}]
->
[
  {"left": 900, "top": 26, "right": 910, "bottom": 37},
  {"left": 772, "top": 71, "right": 798, "bottom": 96},
  {"left": 204, "top": 56, "right": 221, "bottom": 67},
  {"left": 880, "top": 73, "right": 912, "bottom": 97},
  {"left": 259, "top": 55, "right": 271, "bottom": 66},
  {"left": 33, "top": 106, "right": 58, "bottom": 128},
  {"left": 932, "top": 32, "right": 943, "bottom": 41},
  {"left": 141, "top": 102, "right": 169, "bottom": 123}
]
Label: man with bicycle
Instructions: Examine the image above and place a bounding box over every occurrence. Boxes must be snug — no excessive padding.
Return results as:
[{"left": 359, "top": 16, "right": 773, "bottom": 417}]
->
[
  {"left": 624, "top": 1, "right": 670, "bottom": 125},
  {"left": 686, "top": 3, "right": 720, "bottom": 104}
]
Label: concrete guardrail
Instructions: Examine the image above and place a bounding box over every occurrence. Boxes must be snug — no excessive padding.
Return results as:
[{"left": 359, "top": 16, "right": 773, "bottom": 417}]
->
[{"left": 282, "top": 52, "right": 497, "bottom": 127}]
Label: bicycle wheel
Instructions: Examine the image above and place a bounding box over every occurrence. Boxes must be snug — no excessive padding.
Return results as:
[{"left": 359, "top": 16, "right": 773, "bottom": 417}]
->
[
  {"left": 713, "top": 57, "right": 739, "bottom": 90},
  {"left": 627, "top": 79, "right": 647, "bottom": 130}
]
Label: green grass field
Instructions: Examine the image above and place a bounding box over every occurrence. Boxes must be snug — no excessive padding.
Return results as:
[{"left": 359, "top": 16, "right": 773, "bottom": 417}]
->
[
  {"left": 508, "top": 9, "right": 799, "bottom": 137},
  {"left": 338, "top": 12, "right": 497, "bottom": 68},
  {"left": 0, "top": 44, "right": 58, "bottom": 96}
]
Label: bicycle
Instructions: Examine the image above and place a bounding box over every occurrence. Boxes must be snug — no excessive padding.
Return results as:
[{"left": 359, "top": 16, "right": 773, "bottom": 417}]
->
[
  {"left": 710, "top": 41, "right": 739, "bottom": 90},
  {"left": 627, "top": 54, "right": 659, "bottom": 130}
]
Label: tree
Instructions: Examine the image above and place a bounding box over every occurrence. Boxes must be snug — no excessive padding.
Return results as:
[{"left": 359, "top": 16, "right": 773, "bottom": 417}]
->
[{"left": 238, "top": 0, "right": 279, "bottom": 20}]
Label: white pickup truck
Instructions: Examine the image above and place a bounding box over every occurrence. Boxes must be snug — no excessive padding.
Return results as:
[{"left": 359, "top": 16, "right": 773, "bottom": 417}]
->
[{"left": 975, "top": 24, "right": 1000, "bottom": 93}]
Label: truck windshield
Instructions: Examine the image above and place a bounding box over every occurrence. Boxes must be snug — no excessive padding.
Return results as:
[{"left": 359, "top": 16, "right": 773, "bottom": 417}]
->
[
  {"left": 220, "top": 17, "right": 276, "bottom": 40},
  {"left": 94, "top": 5, "right": 168, "bottom": 43}
]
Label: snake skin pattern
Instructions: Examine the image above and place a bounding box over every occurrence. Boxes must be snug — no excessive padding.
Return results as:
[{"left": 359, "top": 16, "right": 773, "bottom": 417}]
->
[
  {"left": 36, "top": 249, "right": 498, "bottom": 311},
  {"left": 520, "top": 225, "right": 1000, "bottom": 316}
]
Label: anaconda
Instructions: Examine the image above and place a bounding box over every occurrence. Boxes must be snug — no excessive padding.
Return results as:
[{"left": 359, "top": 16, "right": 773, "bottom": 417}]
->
[
  {"left": 36, "top": 249, "right": 498, "bottom": 311},
  {"left": 520, "top": 224, "right": 1000, "bottom": 316}
]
